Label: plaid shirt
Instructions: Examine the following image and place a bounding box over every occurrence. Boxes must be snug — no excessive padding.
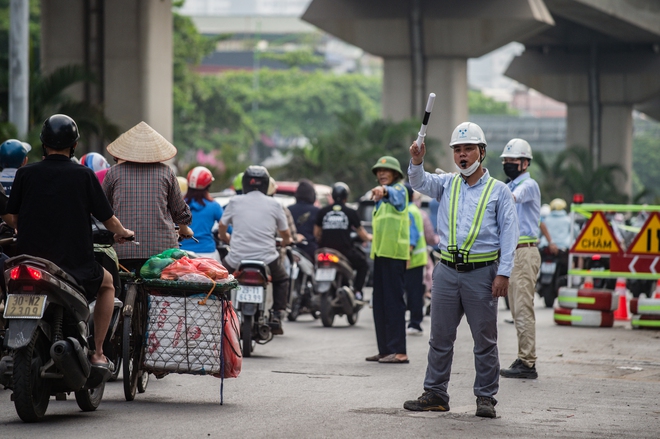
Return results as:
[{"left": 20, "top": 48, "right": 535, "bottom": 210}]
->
[{"left": 103, "top": 162, "right": 192, "bottom": 259}]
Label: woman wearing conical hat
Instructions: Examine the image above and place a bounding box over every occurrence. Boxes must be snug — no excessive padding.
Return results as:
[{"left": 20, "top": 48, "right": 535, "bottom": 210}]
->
[{"left": 102, "top": 121, "right": 193, "bottom": 266}]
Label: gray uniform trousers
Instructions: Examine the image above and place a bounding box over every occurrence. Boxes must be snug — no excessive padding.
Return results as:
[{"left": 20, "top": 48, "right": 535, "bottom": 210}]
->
[{"left": 423, "top": 261, "right": 500, "bottom": 402}]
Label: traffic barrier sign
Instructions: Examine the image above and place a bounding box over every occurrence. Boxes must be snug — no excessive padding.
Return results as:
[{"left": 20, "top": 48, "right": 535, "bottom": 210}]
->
[
  {"left": 627, "top": 212, "right": 660, "bottom": 255},
  {"left": 554, "top": 308, "right": 614, "bottom": 327},
  {"left": 630, "top": 298, "right": 660, "bottom": 315},
  {"left": 557, "top": 287, "right": 618, "bottom": 311},
  {"left": 570, "top": 211, "right": 622, "bottom": 254},
  {"left": 631, "top": 314, "right": 660, "bottom": 329}
]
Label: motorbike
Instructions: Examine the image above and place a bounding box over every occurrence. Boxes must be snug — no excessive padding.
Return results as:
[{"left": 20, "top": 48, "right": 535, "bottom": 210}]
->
[
  {"left": 0, "top": 226, "right": 125, "bottom": 422},
  {"left": 286, "top": 242, "right": 318, "bottom": 321},
  {"left": 536, "top": 246, "right": 568, "bottom": 308},
  {"left": 233, "top": 259, "right": 280, "bottom": 357},
  {"left": 313, "top": 247, "right": 363, "bottom": 327}
]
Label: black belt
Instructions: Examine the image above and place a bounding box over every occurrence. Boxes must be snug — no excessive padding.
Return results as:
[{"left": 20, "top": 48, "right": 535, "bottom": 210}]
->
[{"left": 440, "top": 258, "right": 497, "bottom": 273}]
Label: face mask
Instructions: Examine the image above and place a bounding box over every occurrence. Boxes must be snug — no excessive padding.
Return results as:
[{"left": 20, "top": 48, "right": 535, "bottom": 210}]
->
[
  {"left": 503, "top": 162, "right": 522, "bottom": 180},
  {"left": 455, "top": 158, "right": 480, "bottom": 176}
]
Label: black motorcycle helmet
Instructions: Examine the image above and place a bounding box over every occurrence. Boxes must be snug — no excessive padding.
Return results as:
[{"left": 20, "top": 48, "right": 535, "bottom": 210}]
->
[
  {"left": 242, "top": 165, "right": 270, "bottom": 195},
  {"left": 331, "top": 182, "right": 350, "bottom": 203},
  {"left": 40, "top": 114, "right": 80, "bottom": 150}
]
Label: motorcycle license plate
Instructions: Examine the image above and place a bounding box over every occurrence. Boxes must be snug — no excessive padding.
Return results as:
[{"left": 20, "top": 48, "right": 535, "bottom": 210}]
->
[
  {"left": 540, "top": 262, "right": 557, "bottom": 275},
  {"left": 236, "top": 286, "right": 264, "bottom": 304},
  {"left": 315, "top": 268, "right": 336, "bottom": 282},
  {"left": 4, "top": 294, "right": 47, "bottom": 319}
]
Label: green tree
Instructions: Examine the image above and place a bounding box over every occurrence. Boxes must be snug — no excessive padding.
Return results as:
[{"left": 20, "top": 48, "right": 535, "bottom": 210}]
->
[
  {"left": 632, "top": 132, "right": 660, "bottom": 203},
  {"left": 468, "top": 90, "right": 518, "bottom": 115},
  {"left": 285, "top": 111, "right": 425, "bottom": 198}
]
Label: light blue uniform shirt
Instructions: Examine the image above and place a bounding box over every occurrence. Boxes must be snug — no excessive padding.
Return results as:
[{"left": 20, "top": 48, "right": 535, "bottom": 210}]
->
[
  {"left": 408, "top": 162, "right": 518, "bottom": 277},
  {"left": 375, "top": 182, "right": 417, "bottom": 247},
  {"left": 506, "top": 172, "right": 541, "bottom": 241}
]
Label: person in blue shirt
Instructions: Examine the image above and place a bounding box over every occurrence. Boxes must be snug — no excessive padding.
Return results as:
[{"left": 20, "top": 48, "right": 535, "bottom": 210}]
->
[
  {"left": 499, "top": 138, "right": 544, "bottom": 380},
  {"left": 180, "top": 166, "right": 224, "bottom": 261},
  {"left": 404, "top": 122, "right": 518, "bottom": 419}
]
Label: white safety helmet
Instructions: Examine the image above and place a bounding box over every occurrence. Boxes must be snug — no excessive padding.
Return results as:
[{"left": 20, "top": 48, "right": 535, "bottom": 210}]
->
[
  {"left": 449, "top": 122, "right": 487, "bottom": 148},
  {"left": 500, "top": 138, "right": 533, "bottom": 160},
  {"left": 267, "top": 177, "right": 278, "bottom": 196},
  {"left": 540, "top": 204, "right": 551, "bottom": 218}
]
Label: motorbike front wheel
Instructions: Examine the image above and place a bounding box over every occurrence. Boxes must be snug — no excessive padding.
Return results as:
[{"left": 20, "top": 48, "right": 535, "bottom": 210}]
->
[
  {"left": 75, "top": 383, "right": 105, "bottom": 412},
  {"left": 12, "top": 330, "right": 51, "bottom": 422},
  {"left": 241, "top": 314, "right": 253, "bottom": 358},
  {"left": 320, "top": 293, "right": 335, "bottom": 327}
]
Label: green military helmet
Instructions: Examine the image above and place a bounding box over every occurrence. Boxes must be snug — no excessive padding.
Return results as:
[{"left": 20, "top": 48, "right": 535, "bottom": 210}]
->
[{"left": 372, "top": 155, "right": 403, "bottom": 180}]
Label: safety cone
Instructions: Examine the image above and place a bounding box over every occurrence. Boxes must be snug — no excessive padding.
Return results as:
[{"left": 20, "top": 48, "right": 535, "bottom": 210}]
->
[
  {"left": 653, "top": 279, "right": 660, "bottom": 299},
  {"left": 613, "top": 278, "right": 630, "bottom": 321},
  {"left": 582, "top": 276, "right": 594, "bottom": 290}
]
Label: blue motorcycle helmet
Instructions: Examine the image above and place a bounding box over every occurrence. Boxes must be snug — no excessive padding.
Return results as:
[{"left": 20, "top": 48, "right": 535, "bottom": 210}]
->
[{"left": 0, "top": 139, "right": 31, "bottom": 169}]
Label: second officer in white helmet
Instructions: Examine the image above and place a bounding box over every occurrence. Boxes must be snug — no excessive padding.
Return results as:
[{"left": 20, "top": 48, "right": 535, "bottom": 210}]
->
[{"left": 499, "top": 138, "right": 543, "bottom": 380}]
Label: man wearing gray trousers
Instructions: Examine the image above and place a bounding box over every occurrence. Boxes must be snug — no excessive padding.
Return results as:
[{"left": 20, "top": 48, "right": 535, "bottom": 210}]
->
[{"left": 404, "top": 122, "right": 518, "bottom": 418}]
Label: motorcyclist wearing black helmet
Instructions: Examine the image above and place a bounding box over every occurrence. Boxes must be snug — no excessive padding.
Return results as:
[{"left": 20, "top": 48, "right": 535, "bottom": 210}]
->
[
  {"left": 218, "top": 165, "right": 292, "bottom": 333},
  {"left": 4, "top": 114, "right": 134, "bottom": 368},
  {"left": 314, "top": 182, "right": 372, "bottom": 301}
]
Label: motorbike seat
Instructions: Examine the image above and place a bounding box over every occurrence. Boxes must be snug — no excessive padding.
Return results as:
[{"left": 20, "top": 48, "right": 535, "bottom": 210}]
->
[{"left": 5, "top": 254, "right": 85, "bottom": 291}]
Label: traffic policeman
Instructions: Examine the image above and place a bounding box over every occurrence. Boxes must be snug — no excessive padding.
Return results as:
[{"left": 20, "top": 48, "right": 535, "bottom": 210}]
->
[
  {"left": 499, "top": 138, "right": 542, "bottom": 380},
  {"left": 404, "top": 122, "right": 518, "bottom": 419}
]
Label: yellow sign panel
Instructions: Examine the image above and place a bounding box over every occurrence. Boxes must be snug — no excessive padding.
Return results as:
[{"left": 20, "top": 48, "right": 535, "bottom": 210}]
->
[
  {"left": 570, "top": 211, "right": 622, "bottom": 254},
  {"left": 628, "top": 212, "right": 660, "bottom": 255}
]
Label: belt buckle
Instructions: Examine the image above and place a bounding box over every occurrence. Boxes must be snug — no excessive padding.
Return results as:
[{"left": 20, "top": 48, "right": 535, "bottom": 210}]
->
[{"left": 455, "top": 263, "right": 469, "bottom": 273}]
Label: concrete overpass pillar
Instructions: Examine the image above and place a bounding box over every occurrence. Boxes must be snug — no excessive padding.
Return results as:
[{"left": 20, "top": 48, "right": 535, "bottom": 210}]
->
[
  {"left": 506, "top": 50, "right": 660, "bottom": 197},
  {"left": 383, "top": 57, "right": 468, "bottom": 171},
  {"left": 41, "top": 0, "right": 172, "bottom": 143}
]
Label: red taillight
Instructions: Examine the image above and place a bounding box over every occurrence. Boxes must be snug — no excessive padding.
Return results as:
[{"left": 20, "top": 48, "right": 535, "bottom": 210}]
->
[
  {"left": 238, "top": 270, "right": 266, "bottom": 286},
  {"left": 27, "top": 267, "right": 42, "bottom": 280},
  {"left": 592, "top": 254, "right": 601, "bottom": 261},
  {"left": 9, "top": 265, "right": 42, "bottom": 281},
  {"left": 317, "top": 253, "right": 339, "bottom": 263}
]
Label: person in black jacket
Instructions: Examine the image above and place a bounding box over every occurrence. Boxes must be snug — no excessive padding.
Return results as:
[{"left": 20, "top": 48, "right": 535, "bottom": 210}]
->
[{"left": 288, "top": 179, "right": 319, "bottom": 260}]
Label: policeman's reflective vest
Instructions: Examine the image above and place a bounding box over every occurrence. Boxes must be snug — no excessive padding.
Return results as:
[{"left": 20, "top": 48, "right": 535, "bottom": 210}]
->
[
  {"left": 371, "top": 182, "right": 410, "bottom": 260},
  {"left": 441, "top": 175, "right": 498, "bottom": 263},
  {"left": 407, "top": 203, "right": 428, "bottom": 269}
]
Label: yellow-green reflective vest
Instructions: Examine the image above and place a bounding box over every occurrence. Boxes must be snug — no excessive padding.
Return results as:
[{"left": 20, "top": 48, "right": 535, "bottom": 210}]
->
[
  {"left": 407, "top": 203, "right": 427, "bottom": 269},
  {"left": 371, "top": 183, "right": 410, "bottom": 260}
]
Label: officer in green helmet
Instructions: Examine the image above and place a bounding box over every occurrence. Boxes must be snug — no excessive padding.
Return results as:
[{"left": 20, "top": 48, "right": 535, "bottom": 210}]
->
[{"left": 365, "top": 155, "right": 413, "bottom": 364}]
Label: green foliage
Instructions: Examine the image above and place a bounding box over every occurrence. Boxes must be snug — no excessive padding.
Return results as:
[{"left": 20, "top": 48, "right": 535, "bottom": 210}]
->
[
  {"left": 533, "top": 146, "right": 629, "bottom": 204},
  {"left": 259, "top": 48, "right": 324, "bottom": 68},
  {"left": 284, "top": 112, "right": 425, "bottom": 199},
  {"left": 468, "top": 90, "right": 518, "bottom": 115},
  {"left": 632, "top": 132, "right": 660, "bottom": 203}
]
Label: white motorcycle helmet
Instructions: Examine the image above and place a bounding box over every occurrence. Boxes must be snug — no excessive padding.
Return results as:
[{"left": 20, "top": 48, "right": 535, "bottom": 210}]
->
[
  {"left": 500, "top": 138, "right": 533, "bottom": 160},
  {"left": 449, "top": 122, "right": 487, "bottom": 148}
]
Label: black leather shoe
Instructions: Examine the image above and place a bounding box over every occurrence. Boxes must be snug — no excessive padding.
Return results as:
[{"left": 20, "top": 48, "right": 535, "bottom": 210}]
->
[
  {"left": 403, "top": 391, "right": 450, "bottom": 412},
  {"left": 475, "top": 396, "right": 497, "bottom": 418},
  {"left": 500, "top": 358, "right": 538, "bottom": 379}
]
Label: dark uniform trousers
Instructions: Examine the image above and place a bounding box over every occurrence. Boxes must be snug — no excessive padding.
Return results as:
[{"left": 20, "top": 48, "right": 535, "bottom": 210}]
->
[{"left": 372, "top": 256, "right": 407, "bottom": 355}]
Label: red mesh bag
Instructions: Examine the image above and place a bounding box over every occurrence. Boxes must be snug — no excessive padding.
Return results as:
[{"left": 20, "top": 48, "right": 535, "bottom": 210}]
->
[{"left": 221, "top": 301, "right": 242, "bottom": 378}]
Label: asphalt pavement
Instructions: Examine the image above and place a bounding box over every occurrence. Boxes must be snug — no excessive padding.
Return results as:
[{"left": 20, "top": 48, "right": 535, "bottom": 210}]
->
[{"left": 0, "top": 290, "right": 659, "bottom": 438}]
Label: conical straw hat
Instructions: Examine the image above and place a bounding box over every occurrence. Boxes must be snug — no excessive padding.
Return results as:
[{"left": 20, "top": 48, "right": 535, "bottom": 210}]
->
[{"left": 106, "top": 121, "right": 177, "bottom": 163}]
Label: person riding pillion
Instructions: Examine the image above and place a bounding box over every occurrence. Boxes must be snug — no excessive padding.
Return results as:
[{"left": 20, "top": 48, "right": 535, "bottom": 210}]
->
[
  {"left": 314, "top": 182, "right": 372, "bottom": 301},
  {"left": 218, "top": 165, "right": 291, "bottom": 334},
  {"left": 405, "top": 122, "right": 518, "bottom": 419},
  {"left": 366, "top": 156, "right": 413, "bottom": 364},
  {"left": 0, "top": 139, "right": 31, "bottom": 196}
]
